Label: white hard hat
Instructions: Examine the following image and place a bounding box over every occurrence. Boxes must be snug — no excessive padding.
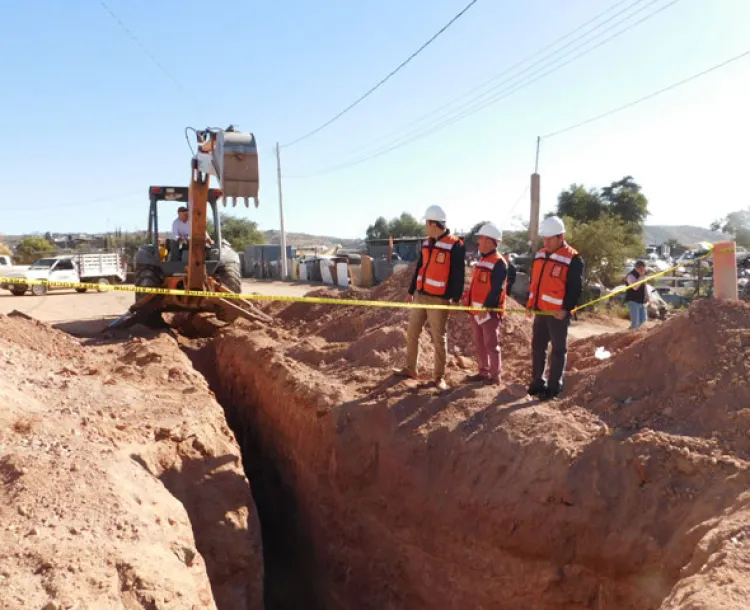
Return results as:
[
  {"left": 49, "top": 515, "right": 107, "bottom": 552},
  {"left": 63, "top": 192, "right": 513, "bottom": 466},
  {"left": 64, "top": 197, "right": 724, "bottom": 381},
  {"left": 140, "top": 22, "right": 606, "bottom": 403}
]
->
[
  {"left": 539, "top": 215, "right": 565, "bottom": 238},
  {"left": 422, "top": 205, "right": 447, "bottom": 223},
  {"left": 477, "top": 222, "right": 502, "bottom": 241}
]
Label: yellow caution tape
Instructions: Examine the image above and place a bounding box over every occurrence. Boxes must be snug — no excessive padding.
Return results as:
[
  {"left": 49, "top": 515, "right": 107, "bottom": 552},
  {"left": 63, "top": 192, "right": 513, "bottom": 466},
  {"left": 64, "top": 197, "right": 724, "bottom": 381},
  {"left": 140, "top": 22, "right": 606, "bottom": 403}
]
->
[{"left": 0, "top": 245, "right": 729, "bottom": 317}]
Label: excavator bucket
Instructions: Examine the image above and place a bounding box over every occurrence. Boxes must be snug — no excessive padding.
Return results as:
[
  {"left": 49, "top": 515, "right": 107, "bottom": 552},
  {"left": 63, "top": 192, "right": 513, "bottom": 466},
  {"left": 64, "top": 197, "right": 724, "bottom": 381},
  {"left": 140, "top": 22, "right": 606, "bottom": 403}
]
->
[{"left": 214, "top": 131, "right": 260, "bottom": 207}]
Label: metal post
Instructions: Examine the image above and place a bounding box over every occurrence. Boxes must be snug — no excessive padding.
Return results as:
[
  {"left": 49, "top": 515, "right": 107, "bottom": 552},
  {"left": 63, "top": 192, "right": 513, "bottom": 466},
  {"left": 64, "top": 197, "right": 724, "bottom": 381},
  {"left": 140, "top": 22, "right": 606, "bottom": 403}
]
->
[{"left": 276, "top": 142, "right": 289, "bottom": 280}]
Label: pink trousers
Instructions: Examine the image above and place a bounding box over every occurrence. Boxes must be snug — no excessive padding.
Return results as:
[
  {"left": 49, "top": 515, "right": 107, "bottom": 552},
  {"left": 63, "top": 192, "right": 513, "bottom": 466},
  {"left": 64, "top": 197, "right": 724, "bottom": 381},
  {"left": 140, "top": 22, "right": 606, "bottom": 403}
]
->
[{"left": 470, "top": 315, "right": 501, "bottom": 381}]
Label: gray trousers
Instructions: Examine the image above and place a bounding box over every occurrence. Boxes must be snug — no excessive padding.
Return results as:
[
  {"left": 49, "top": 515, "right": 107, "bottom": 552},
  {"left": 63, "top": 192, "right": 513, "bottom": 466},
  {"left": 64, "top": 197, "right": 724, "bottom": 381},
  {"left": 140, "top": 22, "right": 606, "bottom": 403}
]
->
[{"left": 531, "top": 315, "right": 571, "bottom": 393}]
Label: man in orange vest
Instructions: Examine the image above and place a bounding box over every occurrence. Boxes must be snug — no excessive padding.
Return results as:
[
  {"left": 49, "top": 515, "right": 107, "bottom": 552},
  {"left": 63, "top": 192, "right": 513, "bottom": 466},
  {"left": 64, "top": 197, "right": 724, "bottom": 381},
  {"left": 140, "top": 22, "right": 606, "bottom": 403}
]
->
[
  {"left": 461, "top": 222, "right": 508, "bottom": 386},
  {"left": 394, "top": 204, "right": 466, "bottom": 391},
  {"left": 526, "top": 216, "right": 585, "bottom": 401}
]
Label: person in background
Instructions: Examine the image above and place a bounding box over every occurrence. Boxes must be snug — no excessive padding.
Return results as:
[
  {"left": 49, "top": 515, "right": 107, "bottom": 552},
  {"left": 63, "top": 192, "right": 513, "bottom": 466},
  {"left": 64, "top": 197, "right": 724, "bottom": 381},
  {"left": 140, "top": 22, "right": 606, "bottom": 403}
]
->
[
  {"left": 461, "top": 222, "right": 507, "bottom": 386},
  {"left": 625, "top": 260, "right": 648, "bottom": 329},
  {"left": 394, "top": 204, "right": 466, "bottom": 391},
  {"left": 526, "top": 215, "right": 585, "bottom": 401},
  {"left": 506, "top": 258, "right": 517, "bottom": 298}
]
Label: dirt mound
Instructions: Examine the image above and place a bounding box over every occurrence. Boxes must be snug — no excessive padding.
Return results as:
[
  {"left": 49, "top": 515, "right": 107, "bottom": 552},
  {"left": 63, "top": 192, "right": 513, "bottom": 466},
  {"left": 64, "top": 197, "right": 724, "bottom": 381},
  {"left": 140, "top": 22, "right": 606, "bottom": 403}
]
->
[
  {"left": 566, "top": 299, "right": 750, "bottom": 451},
  {"left": 202, "top": 299, "right": 750, "bottom": 609},
  {"left": 272, "top": 264, "right": 534, "bottom": 387},
  {"left": 0, "top": 315, "right": 263, "bottom": 610}
]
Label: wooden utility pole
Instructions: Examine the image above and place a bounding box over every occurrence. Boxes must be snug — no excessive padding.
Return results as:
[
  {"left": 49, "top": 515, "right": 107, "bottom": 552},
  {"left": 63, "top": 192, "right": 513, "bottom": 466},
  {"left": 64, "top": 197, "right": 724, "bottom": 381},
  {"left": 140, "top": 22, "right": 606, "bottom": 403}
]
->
[
  {"left": 275, "top": 142, "right": 289, "bottom": 280},
  {"left": 529, "top": 136, "right": 541, "bottom": 254}
]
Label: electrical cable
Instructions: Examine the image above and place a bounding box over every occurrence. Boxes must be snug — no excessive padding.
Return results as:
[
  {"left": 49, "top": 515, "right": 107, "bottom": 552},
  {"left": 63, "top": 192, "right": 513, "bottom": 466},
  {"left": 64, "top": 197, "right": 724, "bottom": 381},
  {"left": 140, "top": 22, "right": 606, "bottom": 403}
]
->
[
  {"left": 292, "top": 0, "right": 679, "bottom": 178},
  {"left": 541, "top": 48, "right": 750, "bottom": 139},
  {"left": 281, "top": 0, "right": 481, "bottom": 148}
]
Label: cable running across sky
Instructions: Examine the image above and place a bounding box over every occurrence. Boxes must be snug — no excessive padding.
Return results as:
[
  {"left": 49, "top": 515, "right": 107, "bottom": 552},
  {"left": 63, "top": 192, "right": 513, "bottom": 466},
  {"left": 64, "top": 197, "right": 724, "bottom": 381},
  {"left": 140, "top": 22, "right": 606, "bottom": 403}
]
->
[{"left": 280, "top": 0, "right": 481, "bottom": 149}]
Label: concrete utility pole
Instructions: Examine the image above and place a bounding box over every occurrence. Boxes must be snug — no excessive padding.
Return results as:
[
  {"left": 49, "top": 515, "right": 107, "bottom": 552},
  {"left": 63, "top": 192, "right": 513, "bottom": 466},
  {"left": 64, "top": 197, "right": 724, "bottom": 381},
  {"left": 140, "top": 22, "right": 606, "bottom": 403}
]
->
[
  {"left": 275, "top": 142, "right": 289, "bottom": 280},
  {"left": 529, "top": 136, "right": 541, "bottom": 254}
]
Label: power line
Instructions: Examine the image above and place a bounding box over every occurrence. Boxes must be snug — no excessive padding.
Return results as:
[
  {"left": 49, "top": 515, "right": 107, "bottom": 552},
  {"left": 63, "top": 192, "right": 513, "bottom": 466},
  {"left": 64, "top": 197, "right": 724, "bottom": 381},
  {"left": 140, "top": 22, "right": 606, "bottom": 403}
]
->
[
  {"left": 291, "top": 0, "right": 679, "bottom": 177},
  {"left": 281, "top": 0, "right": 482, "bottom": 149},
  {"left": 98, "top": 1, "right": 195, "bottom": 102},
  {"left": 542, "top": 49, "right": 750, "bottom": 139},
  {"left": 340, "top": 0, "right": 641, "bottom": 158}
]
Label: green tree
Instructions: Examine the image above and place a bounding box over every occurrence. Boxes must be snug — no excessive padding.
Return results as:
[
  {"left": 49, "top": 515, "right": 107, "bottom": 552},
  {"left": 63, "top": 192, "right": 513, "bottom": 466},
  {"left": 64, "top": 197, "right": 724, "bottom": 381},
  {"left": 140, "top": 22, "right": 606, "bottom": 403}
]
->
[
  {"left": 556, "top": 184, "right": 604, "bottom": 223},
  {"left": 0, "top": 242, "right": 11, "bottom": 256},
  {"left": 16, "top": 237, "right": 54, "bottom": 257},
  {"left": 211, "top": 214, "right": 264, "bottom": 252},
  {"left": 600, "top": 175, "right": 649, "bottom": 226},
  {"left": 366, "top": 212, "right": 423, "bottom": 240},
  {"left": 564, "top": 215, "right": 643, "bottom": 287},
  {"left": 711, "top": 208, "right": 750, "bottom": 247}
]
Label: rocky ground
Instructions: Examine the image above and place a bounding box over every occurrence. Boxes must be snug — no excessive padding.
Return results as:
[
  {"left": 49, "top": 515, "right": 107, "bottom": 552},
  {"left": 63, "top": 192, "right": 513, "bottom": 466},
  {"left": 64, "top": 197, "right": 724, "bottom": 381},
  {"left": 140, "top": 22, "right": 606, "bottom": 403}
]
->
[{"left": 1, "top": 268, "right": 748, "bottom": 610}]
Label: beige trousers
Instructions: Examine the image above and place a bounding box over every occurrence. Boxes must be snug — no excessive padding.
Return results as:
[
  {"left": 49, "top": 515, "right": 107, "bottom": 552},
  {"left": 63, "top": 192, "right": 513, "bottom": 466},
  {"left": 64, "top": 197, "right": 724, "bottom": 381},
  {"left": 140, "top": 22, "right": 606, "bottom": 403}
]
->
[{"left": 405, "top": 293, "right": 449, "bottom": 379}]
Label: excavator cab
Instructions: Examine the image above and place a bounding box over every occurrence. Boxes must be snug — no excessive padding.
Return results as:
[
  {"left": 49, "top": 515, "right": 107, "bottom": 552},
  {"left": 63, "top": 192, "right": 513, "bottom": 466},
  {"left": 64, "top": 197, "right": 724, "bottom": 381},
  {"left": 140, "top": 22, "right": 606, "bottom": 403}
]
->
[{"left": 108, "top": 126, "right": 272, "bottom": 331}]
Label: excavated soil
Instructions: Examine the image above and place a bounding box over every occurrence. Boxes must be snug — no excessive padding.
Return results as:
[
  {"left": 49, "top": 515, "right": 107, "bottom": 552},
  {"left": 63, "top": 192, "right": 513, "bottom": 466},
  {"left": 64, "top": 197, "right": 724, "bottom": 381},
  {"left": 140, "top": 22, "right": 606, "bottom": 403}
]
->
[
  {"left": 199, "top": 295, "right": 750, "bottom": 609},
  {"left": 0, "top": 315, "right": 263, "bottom": 610},
  {"left": 4, "top": 265, "right": 750, "bottom": 610}
]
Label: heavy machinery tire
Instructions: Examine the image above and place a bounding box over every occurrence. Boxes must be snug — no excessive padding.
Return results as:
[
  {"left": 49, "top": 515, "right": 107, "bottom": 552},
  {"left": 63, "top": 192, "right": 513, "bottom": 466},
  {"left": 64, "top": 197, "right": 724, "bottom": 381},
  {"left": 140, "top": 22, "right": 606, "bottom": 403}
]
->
[
  {"left": 214, "top": 262, "right": 243, "bottom": 323},
  {"left": 134, "top": 266, "right": 166, "bottom": 328},
  {"left": 215, "top": 262, "right": 242, "bottom": 293}
]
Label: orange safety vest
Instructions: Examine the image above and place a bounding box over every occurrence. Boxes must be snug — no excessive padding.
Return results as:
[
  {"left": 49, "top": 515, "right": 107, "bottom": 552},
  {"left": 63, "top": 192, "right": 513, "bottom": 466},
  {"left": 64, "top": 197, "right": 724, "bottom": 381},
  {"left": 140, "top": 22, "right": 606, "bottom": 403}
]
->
[
  {"left": 467, "top": 251, "right": 507, "bottom": 322},
  {"left": 527, "top": 243, "right": 579, "bottom": 312},
  {"left": 416, "top": 233, "right": 462, "bottom": 297}
]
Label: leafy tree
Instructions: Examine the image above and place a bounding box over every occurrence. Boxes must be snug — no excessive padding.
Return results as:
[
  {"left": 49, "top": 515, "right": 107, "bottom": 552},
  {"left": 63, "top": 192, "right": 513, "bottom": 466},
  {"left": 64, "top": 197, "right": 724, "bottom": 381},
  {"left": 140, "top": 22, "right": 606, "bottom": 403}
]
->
[
  {"left": 366, "top": 217, "right": 390, "bottom": 240},
  {"left": 44, "top": 232, "right": 53, "bottom": 243},
  {"left": 16, "top": 237, "right": 54, "bottom": 256},
  {"left": 366, "top": 212, "right": 423, "bottom": 240},
  {"left": 0, "top": 242, "right": 11, "bottom": 256},
  {"left": 563, "top": 215, "right": 643, "bottom": 287},
  {"left": 556, "top": 184, "right": 604, "bottom": 223},
  {"left": 209, "top": 214, "right": 265, "bottom": 252},
  {"left": 600, "top": 176, "right": 649, "bottom": 226},
  {"left": 711, "top": 208, "right": 750, "bottom": 247}
]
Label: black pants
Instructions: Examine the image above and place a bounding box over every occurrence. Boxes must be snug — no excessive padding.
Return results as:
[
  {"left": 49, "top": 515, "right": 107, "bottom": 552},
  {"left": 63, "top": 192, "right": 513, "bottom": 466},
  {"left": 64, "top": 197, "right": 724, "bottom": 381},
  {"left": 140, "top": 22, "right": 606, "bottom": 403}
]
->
[{"left": 531, "top": 315, "right": 571, "bottom": 393}]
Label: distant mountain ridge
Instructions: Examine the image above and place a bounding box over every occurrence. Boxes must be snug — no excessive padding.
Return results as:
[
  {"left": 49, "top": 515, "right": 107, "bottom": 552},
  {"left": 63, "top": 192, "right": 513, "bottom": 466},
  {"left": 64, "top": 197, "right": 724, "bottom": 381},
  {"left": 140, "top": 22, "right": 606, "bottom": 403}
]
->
[{"left": 643, "top": 225, "right": 727, "bottom": 246}]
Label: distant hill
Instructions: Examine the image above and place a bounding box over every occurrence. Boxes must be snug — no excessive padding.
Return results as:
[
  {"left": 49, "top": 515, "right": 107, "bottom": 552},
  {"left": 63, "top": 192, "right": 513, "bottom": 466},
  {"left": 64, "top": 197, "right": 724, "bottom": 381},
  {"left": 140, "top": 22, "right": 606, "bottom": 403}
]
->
[
  {"left": 643, "top": 225, "right": 728, "bottom": 246},
  {"left": 262, "top": 230, "right": 363, "bottom": 250}
]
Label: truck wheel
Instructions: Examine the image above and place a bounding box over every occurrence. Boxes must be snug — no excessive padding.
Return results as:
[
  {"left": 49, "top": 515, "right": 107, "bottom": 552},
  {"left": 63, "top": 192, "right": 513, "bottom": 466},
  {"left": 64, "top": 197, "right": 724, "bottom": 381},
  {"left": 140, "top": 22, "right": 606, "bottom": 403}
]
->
[
  {"left": 96, "top": 277, "right": 110, "bottom": 293},
  {"left": 75, "top": 288, "right": 88, "bottom": 293},
  {"left": 134, "top": 267, "right": 166, "bottom": 328},
  {"left": 31, "top": 284, "right": 47, "bottom": 296},
  {"left": 11, "top": 288, "right": 26, "bottom": 296}
]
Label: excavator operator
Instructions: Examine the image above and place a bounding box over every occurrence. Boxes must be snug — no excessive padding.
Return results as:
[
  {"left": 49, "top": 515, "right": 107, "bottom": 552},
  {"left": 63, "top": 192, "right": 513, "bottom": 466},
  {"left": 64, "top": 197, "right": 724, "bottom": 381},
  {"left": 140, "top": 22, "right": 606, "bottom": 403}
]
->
[{"left": 170, "top": 206, "right": 213, "bottom": 261}]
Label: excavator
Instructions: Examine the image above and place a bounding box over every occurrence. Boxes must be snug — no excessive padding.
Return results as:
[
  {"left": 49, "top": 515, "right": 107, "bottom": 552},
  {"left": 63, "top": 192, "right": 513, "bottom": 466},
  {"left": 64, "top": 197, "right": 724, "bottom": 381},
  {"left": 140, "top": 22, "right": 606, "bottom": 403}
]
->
[{"left": 107, "top": 125, "right": 272, "bottom": 331}]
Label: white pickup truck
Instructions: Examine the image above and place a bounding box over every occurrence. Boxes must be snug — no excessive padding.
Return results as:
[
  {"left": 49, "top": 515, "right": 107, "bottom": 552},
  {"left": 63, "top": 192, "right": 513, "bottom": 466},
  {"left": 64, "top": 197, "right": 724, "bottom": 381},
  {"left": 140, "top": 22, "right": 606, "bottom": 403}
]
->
[
  {"left": 0, "top": 253, "right": 126, "bottom": 296},
  {"left": 0, "top": 254, "right": 27, "bottom": 271}
]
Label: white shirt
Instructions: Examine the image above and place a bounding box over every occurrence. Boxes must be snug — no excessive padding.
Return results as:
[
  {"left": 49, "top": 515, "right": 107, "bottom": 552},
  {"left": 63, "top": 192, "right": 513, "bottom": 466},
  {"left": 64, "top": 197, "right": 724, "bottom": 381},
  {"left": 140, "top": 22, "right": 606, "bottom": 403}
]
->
[{"left": 172, "top": 218, "right": 190, "bottom": 240}]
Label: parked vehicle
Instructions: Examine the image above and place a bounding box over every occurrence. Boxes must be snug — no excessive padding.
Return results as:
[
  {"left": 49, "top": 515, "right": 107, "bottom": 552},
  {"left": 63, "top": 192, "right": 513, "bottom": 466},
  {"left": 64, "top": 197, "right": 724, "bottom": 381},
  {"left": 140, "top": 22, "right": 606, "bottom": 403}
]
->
[{"left": 0, "top": 252, "right": 126, "bottom": 296}]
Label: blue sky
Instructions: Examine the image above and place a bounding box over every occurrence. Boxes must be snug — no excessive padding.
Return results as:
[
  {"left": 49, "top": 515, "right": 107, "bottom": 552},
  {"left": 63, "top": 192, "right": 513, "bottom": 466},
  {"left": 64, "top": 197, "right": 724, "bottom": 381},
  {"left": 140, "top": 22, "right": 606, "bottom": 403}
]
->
[{"left": 0, "top": 0, "right": 748, "bottom": 238}]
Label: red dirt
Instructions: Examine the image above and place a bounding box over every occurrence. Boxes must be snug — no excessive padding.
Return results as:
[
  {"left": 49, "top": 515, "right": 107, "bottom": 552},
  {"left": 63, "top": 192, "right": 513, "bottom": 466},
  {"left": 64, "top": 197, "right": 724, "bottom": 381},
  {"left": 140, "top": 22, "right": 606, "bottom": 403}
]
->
[
  {"left": 0, "top": 314, "right": 263, "bottom": 610},
  {"left": 203, "top": 298, "right": 750, "bottom": 609}
]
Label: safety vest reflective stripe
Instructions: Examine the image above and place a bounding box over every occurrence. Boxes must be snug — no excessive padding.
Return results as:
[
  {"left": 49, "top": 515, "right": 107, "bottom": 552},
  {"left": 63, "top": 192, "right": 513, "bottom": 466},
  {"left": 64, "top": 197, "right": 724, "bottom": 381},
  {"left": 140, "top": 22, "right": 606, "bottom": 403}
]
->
[
  {"left": 416, "top": 233, "right": 461, "bottom": 296},
  {"left": 527, "top": 243, "right": 578, "bottom": 312}
]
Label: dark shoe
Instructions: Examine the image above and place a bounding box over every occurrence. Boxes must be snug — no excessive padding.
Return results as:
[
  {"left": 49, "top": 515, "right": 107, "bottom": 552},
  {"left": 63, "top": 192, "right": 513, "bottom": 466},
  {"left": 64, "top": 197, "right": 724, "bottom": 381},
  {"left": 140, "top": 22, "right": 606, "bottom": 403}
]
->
[
  {"left": 465, "top": 373, "right": 487, "bottom": 383},
  {"left": 538, "top": 387, "right": 561, "bottom": 402},
  {"left": 527, "top": 381, "right": 546, "bottom": 396}
]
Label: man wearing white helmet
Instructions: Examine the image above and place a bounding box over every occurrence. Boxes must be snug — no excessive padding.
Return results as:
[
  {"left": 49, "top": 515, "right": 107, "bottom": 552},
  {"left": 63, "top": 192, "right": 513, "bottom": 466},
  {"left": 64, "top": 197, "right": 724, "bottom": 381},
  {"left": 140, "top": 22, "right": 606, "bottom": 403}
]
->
[
  {"left": 526, "top": 215, "right": 585, "bottom": 401},
  {"left": 461, "top": 221, "right": 508, "bottom": 386},
  {"left": 394, "top": 204, "right": 466, "bottom": 391}
]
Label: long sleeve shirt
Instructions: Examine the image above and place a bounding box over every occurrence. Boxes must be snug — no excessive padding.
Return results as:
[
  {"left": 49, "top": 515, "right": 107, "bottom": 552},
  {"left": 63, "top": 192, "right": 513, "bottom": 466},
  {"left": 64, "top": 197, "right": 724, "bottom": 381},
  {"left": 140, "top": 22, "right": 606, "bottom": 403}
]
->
[
  {"left": 408, "top": 231, "right": 466, "bottom": 302},
  {"left": 479, "top": 250, "right": 508, "bottom": 309},
  {"left": 562, "top": 254, "right": 585, "bottom": 312}
]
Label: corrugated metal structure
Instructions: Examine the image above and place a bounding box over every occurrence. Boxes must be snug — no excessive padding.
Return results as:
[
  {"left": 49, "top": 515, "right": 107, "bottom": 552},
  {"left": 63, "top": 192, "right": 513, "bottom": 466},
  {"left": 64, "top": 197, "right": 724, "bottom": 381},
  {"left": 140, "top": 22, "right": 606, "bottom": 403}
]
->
[
  {"left": 242, "top": 244, "right": 297, "bottom": 278},
  {"left": 365, "top": 237, "right": 422, "bottom": 262}
]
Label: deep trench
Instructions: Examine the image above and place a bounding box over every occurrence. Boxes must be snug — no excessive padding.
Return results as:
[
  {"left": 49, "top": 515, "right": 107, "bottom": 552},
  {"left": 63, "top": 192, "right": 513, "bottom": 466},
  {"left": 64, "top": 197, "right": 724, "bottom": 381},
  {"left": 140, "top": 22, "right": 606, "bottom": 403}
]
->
[{"left": 184, "top": 342, "right": 326, "bottom": 610}]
